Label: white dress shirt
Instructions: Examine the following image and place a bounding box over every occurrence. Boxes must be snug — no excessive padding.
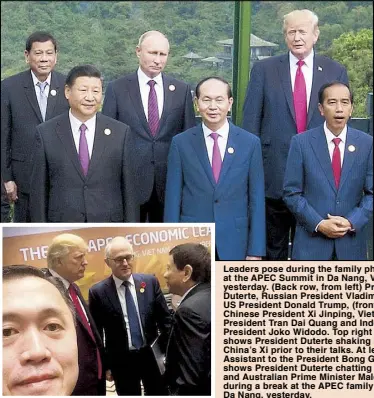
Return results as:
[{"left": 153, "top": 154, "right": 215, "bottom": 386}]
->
[
  {"left": 289, "top": 50, "right": 314, "bottom": 110},
  {"left": 69, "top": 110, "right": 96, "bottom": 158},
  {"left": 324, "top": 121, "right": 347, "bottom": 166},
  {"left": 113, "top": 274, "right": 145, "bottom": 350},
  {"left": 137, "top": 67, "right": 164, "bottom": 119},
  {"left": 202, "top": 119, "right": 230, "bottom": 164},
  {"left": 31, "top": 70, "right": 51, "bottom": 101}
]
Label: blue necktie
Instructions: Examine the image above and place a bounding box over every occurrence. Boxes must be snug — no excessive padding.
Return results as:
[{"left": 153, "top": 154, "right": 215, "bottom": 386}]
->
[{"left": 123, "top": 281, "right": 143, "bottom": 349}]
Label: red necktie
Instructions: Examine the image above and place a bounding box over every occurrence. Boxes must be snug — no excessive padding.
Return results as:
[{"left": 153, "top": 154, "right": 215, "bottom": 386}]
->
[
  {"left": 332, "top": 138, "right": 342, "bottom": 188},
  {"left": 293, "top": 60, "right": 307, "bottom": 133},
  {"left": 69, "top": 284, "right": 102, "bottom": 379}
]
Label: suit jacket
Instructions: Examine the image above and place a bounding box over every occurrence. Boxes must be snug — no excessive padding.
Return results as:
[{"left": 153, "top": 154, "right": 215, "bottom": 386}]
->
[
  {"left": 44, "top": 270, "right": 106, "bottom": 396},
  {"left": 164, "top": 122, "right": 266, "bottom": 260},
  {"left": 88, "top": 273, "right": 172, "bottom": 380},
  {"left": 283, "top": 125, "right": 373, "bottom": 260},
  {"left": 1, "top": 70, "right": 69, "bottom": 194},
  {"left": 1, "top": 178, "right": 11, "bottom": 222},
  {"left": 242, "top": 53, "right": 349, "bottom": 199},
  {"left": 102, "top": 72, "right": 196, "bottom": 205},
  {"left": 165, "top": 283, "right": 211, "bottom": 396},
  {"left": 29, "top": 111, "right": 138, "bottom": 222}
]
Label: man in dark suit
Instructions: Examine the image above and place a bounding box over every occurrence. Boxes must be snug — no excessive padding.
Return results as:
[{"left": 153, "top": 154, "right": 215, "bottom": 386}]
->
[
  {"left": 29, "top": 64, "right": 138, "bottom": 222},
  {"left": 102, "top": 30, "right": 196, "bottom": 222},
  {"left": 1, "top": 31, "right": 69, "bottom": 222},
  {"left": 164, "top": 77, "right": 266, "bottom": 260},
  {"left": 283, "top": 82, "right": 373, "bottom": 260},
  {"left": 88, "top": 236, "right": 172, "bottom": 396},
  {"left": 164, "top": 243, "right": 211, "bottom": 396},
  {"left": 242, "top": 9, "right": 349, "bottom": 260},
  {"left": 45, "top": 233, "right": 106, "bottom": 396}
]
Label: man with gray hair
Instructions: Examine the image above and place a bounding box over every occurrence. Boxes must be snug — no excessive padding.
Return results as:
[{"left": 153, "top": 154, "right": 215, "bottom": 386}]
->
[
  {"left": 89, "top": 236, "right": 172, "bottom": 395},
  {"left": 45, "top": 233, "right": 106, "bottom": 396},
  {"left": 242, "top": 9, "right": 349, "bottom": 260},
  {"left": 102, "top": 31, "right": 196, "bottom": 222}
]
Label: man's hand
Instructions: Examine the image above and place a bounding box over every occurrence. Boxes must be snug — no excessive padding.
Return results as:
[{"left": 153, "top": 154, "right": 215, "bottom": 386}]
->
[
  {"left": 4, "top": 181, "right": 17, "bottom": 202},
  {"left": 317, "top": 214, "right": 351, "bottom": 238},
  {"left": 245, "top": 256, "right": 262, "bottom": 260},
  {"left": 106, "top": 369, "right": 113, "bottom": 382}
]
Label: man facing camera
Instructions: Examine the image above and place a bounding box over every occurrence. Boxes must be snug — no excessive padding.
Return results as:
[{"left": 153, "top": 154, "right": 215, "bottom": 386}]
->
[
  {"left": 164, "top": 77, "right": 266, "bottom": 260},
  {"left": 283, "top": 82, "right": 373, "bottom": 260},
  {"left": 89, "top": 237, "right": 172, "bottom": 395},
  {"left": 29, "top": 64, "right": 138, "bottom": 222},
  {"left": 102, "top": 30, "right": 196, "bottom": 222},
  {"left": 164, "top": 243, "right": 211, "bottom": 396},
  {"left": 2, "top": 265, "right": 78, "bottom": 396},
  {"left": 45, "top": 233, "right": 106, "bottom": 395}
]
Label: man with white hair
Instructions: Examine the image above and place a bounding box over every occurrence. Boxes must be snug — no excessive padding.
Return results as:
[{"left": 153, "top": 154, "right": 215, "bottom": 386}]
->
[
  {"left": 89, "top": 236, "right": 172, "bottom": 395},
  {"left": 242, "top": 9, "right": 349, "bottom": 260}
]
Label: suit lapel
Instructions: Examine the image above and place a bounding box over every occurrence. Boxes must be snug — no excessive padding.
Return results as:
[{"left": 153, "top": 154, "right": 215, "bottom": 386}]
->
[
  {"left": 86, "top": 115, "right": 107, "bottom": 180},
  {"left": 278, "top": 55, "right": 295, "bottom": 122},
  {"left": 73, "top": 284, "right": 96, "bottom": 343},
  {"left": 339, "top": 128, "right": 358, "bottom": 189},
  {"left": 216, "top": 124, "right": 238, "bottom": 189},
  {"left": 310, "top": 127, "right": 337, "bottom": 192},
  {"left": 45, "top": 72, "right": 62, "bottom": 120},
  {"left": 56, "top": 115, "right": 86, "bottom": 180},
  {"left": 307, "top": 55, "right": 324, "bottom": 127},
  {"left": 106, "top": 276, "right": 126, "bottom": 316},
  {"left": 191, "top": 126, "right": 216, "bottom": 188},
  {"left": 23, "top": 71, "right": 43, "bottom": 122},
  {"left": 158, "top": 74, "right": 172, "bottom": 137}
]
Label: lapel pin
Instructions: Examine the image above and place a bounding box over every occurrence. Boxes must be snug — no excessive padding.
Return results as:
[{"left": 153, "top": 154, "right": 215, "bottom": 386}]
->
[
  {"left": 318, "top": 66, "right": 323, "bottom": 71},
  {"left": 348, "top": 145, "right": 355, "bottom": 152},
  {"left": 50, "top": 89, "right": 57, "bottom": 96},
  {"left": 169, "top": 84, "right": 175, "bottom": 92},
  {"left": 140, "top": 288, "right": 145, "bottom": 293},
  {"left": 228, "top": 147, "right": 234, "bottom": 154},
  {"left": 104, "top": 128, "right": 111, "bottom": 135}
]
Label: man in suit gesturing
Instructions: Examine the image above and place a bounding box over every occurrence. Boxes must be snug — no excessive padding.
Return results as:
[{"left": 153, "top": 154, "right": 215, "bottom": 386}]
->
[
  {"left": 29, "top": 64, "right": 138, "bottom": 222},
  {"left": 45, "top": 233, "right": 106, "bottom": 395},
  {"left": 88, "top": 237, "right": 172, "bottom": 396},
  {"left": 102, "top": 30, "right": 196, "bottom": 222},
  {"left": 242, "top": 9, "right": 349, "bottom": 260},
  {"left": 164, "top": 243, "right": 211, "bottom": 396},
  {"left": 283, "top": 82, "right": 373, "bottom": 260},
  {"left": 164, "top": 77, "right": 266, "bottom": 261},
  {"left": 1, "top": 31, "right": 69, "bottom": 221}
]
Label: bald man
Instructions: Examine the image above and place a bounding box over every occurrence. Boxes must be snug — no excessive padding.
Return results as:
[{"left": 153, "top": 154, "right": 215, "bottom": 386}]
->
[{"left": 102, "top": 31, "right": 196, "bottom": 222}]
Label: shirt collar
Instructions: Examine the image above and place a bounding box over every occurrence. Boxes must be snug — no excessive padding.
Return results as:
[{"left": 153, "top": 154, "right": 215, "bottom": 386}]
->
[
  {"left": 31, "top": 70, "right": 51, "bottom": 87},
  {"left": 202, "top": 119, "right": 230, "bottom": 139},
  {"left": 180, "top": 283, "right": 200, "bottom": 303},
  {"left": 113, "top": 273, "right": 135, "bottom": 289},
  {"left": 48, "top": 268, "right": 70, "bottom": 290},
  {"left": 69, "top": 109, "right": 96, "bottom": 133},
  {"left": 323, "top": 121, "right": 347, "bottom": 143},
  {"left": 137, "top": 67, "right": 163, "bottom": 87},
  {"left": 289, "top": 48, "right": 314, "bottom": 67}
]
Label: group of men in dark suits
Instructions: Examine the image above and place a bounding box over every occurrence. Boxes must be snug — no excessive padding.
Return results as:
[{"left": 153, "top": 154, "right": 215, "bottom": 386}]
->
[{"left": 27, "top": 233, "right": 211, "bottom": 396}]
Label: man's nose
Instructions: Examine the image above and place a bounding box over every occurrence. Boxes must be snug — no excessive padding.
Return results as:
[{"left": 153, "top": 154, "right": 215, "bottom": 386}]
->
[{"left": 20, "top": 328, "right": 51, "bottom": 365}]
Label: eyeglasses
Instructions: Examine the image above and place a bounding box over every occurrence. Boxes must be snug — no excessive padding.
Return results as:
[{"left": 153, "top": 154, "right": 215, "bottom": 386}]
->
[{"left": 107, "top": 255, "right": 134, "bottom": 264}]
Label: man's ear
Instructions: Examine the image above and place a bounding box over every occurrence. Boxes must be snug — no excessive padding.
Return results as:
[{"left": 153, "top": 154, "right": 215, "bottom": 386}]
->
[{"left": 183, "top": 264, "right": 193, "bottom": 283}]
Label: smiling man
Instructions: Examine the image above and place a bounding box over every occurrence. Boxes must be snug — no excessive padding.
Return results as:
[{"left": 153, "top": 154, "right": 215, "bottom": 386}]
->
[
  {"left": 3, "top": 265, "right": 78, "bottom": 396},
  {"left": 29, "top": 64, "right": 138, "bottom": 222},
  {"left": 283, "top": 82, "right": 373, "bottom": 260},
  {"left": 89, "top": 236, "right": 171, "bottom": 395},
  {"left": 164, "top": 77, "right": 266, "bottom": 260}
]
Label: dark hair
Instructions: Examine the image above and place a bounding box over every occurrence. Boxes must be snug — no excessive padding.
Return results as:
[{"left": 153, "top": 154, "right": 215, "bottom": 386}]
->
[
  {"left": 169, "top": 243, "right": 211, "bottom": 283},
  {"left": 65, "top": 64, "right": 102, "bottom": 87},
  {"left": 3, "top": 265, "right": 75, "bottom": 320},
  {"left": 318, "top": 81, "right": 353, "bottom": 104},
  {"left": 195, "top": 76, "right": 233, "bottom": 99},
  {"left": 25, "top": 31, "right": 57, "bottom": 52}
]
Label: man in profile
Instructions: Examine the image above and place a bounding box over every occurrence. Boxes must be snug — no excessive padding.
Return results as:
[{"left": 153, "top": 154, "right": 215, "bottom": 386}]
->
[
  {"left": 89, "top": 236, "right": 172, "bottom": 395},
  {"left": 164, "top": 243, "right": 211, "bottom": 396},
  {"left": 102, "top": 30, "right": 196, "bottom": 222},
  {"left": 2, "top": 265, "right": 78, "bottom": 396},
  {"left": 45, "top": 233, "right": 106, "bottom": 395}
]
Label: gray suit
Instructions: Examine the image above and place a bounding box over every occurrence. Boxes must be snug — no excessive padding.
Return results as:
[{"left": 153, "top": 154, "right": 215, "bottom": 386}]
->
[{"left": 1, "top": 70, "right": 69, "bottom": 221}]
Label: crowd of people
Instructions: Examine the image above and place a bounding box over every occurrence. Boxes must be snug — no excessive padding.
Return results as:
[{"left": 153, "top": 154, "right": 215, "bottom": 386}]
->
[{"left": 1, "top": 8, "right": 372, "bottom": 259}]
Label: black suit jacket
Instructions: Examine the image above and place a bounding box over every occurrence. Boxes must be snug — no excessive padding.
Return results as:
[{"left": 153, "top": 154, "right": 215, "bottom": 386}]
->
[
  {"left": 44, "top": 270, "right": 106, "bottom": 396},
  {"left": 1, "top": 178, "right": 10, "bottom": 222},
  {"left": 1, "top": 70, "right": 69, "bottom": 193},
  {"left": 29, "top": 111, "right": 138, "bottom": 222},
  {"left": 165, "top": 283, "right": 211, "bottom": 396},
  {"left": 88, "top": 273, "right": 172, "bottom": 380},
  {"left": 102, "top": 72, "right": 196, "bottom": 204}
]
